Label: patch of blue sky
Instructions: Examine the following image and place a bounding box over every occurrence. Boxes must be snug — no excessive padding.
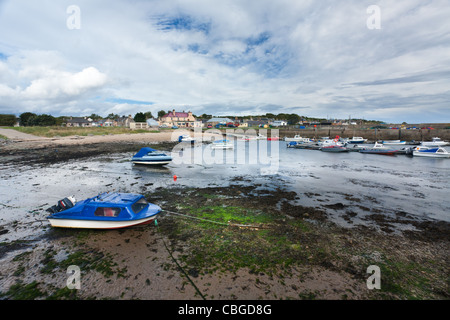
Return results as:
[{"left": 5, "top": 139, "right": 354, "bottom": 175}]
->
[
  {"left": 211, "top": 35, "right": 293, "bottom": 78},
  {"left": 245, "top": 32, "right": 271, "bottom": 48},
  {"left": 155, "top": 14, "right": 211, "bottom": 35},
  {"left": 105, "top": 98, "right": 154, "bottom": 105},
  {"left": 187, "top": 43, "right": 208, "bottom": 55},
  {"left": 0, "top": 52, "right": 7, "bottom": 60}
]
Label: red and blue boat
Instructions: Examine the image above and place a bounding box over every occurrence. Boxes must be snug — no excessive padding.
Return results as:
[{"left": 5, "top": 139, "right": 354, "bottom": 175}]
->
[{"left": 47, "top": 192, "right": 161, "bottom": 229}]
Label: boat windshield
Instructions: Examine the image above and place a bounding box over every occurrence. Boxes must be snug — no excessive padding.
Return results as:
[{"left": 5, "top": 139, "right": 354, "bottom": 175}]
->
[
  {"left": 147, "top": 151, "right": 164, "bottom": 156},
  {"left": 131, "top": 198, "right": 149, "bottom": 213}
]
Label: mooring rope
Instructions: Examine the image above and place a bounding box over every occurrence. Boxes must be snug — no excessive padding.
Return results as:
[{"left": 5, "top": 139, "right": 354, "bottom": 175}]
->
[{"left": 154, "top": 219, "right": 207, "bottom": 300}]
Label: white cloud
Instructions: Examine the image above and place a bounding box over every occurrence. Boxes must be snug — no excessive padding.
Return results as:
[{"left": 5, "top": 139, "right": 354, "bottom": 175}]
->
[{"left": 22, "top": 66, "right": 107, "bottom": 99}]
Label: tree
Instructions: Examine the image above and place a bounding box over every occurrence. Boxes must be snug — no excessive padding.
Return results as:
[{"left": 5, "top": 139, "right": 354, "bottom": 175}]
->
[
  {"left": 200, "top": 113, "right": 212, "bottom": 120},
  {"left": 0, "top": 114, "right": 17, "bottom": 126},
  {"left": 134, "top": 112, "right": 146, "bottom": 122},
  {"left": 107, "top": 113, "right": 120, "bottom": 120},
  {"left": 89, "top": 113, "right": 102, "bottom": 121},
  {"left": 157, "top": 110, "right": 166, "bottom": 119},
  {"left": 19, "top": 112, "right": 37, "bottom": 126},
  {"left": 27, "top": 114, "right": 56, "bottom": 126},
  {"left": 144, "top": 111, "right": 153, "bottom": 119},
  {"left": 287, "top": 113, "right": 300, "bottom": 125}
]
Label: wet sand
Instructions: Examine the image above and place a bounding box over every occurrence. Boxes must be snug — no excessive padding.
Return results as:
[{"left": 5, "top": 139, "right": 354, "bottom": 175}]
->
[{"left": 0, "top": 131, "right": 448, "bottom": 300}]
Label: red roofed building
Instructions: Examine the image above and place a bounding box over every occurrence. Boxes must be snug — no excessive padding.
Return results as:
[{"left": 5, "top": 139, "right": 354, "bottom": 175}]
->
[{"left": 160, "top": 109, "right": 197, "bottom": 128}]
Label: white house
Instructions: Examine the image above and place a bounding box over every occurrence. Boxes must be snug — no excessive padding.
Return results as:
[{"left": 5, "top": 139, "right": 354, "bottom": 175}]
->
[{"left": 270, "top": 120, "right": 287, "bottom": 127}]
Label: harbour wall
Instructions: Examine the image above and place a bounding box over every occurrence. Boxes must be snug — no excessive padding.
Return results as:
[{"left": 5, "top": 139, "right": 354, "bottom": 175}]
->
[{"left": 277, "top": 127, "right": 450, "bottom": 142}]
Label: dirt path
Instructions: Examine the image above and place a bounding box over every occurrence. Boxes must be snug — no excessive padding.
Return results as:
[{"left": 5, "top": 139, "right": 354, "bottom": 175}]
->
[{"left": 0, "top": 128, "right": 49, "bottom": 141}]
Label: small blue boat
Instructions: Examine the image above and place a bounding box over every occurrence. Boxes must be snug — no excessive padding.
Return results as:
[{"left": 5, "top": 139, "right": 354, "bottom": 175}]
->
[
  {"left": 47, "top": 192, "right": 161, "bottom": 229},
  {"left": 132, "top": 147, "right": 172, "bottom": 165}
]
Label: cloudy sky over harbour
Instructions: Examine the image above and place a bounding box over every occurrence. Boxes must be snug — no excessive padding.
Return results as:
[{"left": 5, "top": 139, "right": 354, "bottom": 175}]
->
[{"left": 0, "top": 0, "right": 449, "bottom": 123}]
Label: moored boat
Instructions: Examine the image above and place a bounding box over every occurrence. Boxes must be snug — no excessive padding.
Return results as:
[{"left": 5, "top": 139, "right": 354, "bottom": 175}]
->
[
  {"left": 359, "top": 142, "right": 398, "bottom": 155},
  {"left": 284, "top": 135, "right": 311, "bottom": 143},
  {"left": 47, "top": 192, "right": 161, "bottom": 229},
  {"left": 211, "top": 139, "right": 234, "bottom": 149},
  {"left": 412, "top": 146, "right": 450, "bottom": 158},
  {"left": 345, "top": 137, "right": 368, "bottom": 144},
  {"left": 420, "top": 137, "right": 449, "bottom": 147},
  {"left": 319, "top": 135, "right": 345, "bottom": 147},
  {"left": 132, "top": 147, "right": 172, "bottom": 165},
  {"left": 178, "top": 134, "right": 196, "bottom": 144},
  {"left": 240, "top": 135, "right": 258, "bottom": 141},
  {"left": 382, "top": 140, "right": 406, "bottom": 145},
  {"left": 320, "top": 145, "right": 349, "bottom": 152}
]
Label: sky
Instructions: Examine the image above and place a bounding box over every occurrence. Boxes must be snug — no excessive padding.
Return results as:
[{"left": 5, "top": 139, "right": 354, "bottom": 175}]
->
[{"left": 0, "top": 0, "right": 449, "bottom": 124}]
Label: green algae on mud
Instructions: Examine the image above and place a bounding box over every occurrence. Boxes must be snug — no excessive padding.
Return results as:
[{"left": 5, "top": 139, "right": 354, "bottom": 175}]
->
[{"left": 148, "top": 184, "right": 449, "bottom": 300}]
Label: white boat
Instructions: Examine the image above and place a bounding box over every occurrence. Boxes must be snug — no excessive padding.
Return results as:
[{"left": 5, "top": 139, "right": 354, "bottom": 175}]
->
[
  {"left": 178, "top": 134, "right": 196, "bottom": 143},
  {"left": 420, "top": 137, "right": 449, "bottom": 147},
  {"left": 345, "top": 137, "right": 368, "bottom": 144},
  {"left": 319, "top": 138, "right": 344, "bottom": 147},
  {"left": 412, "top": 146, "right": 450, "bottom": 158},
  {"left": 211, "top": 139, "right": 234, "bottom": 149},
  {"left": 131, "top": 147, "right": 172, "bottom": 165},
  {"left": 47, "top": 193, "right": 161, "bottom": 229},
  {"left": 239, "top": 135, "right": 258, "bottom": 141},
  {"left": 284, "top": 135, "right": 311, "bottom": 143},
  {"left": 320, "top": 145, "right": 349, "bottom": 152},
  {"left": 382, "top": 140, "right": 406, "bottom": 145},
  {"left": 359, "top": 142, "right": 398, "bottom": 155}
]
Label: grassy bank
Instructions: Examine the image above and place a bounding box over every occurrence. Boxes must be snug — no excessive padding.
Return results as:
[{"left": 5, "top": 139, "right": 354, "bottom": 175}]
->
[{"left": 6, "top": 126, "right": 159, "bottom": 138}]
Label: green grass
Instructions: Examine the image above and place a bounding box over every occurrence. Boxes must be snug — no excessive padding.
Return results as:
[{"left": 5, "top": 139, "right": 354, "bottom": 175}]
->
[{"left": 7, "top": 126, "right": 160, "bottom": 138}]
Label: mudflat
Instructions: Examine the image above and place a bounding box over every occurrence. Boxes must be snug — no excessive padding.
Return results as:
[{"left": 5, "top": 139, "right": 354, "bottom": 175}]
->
[{"left": 0, "top": 129, "right": 448, "bottom": 300}]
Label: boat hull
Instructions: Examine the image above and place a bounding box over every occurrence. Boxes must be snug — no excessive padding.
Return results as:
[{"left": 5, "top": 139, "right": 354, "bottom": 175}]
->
[
  {"left": 360, "top": 150, "right": 397, "bottom": 155},
  {"left": 212, "top": 145, "right": 233, "bottom": 149},
  {"left": 132, "top": 159, "right": 172, "bottom": 165},
  {"left": 48, "top": 216, "right": 157, "bottom": 229},
  {"left": 320, "top": 146, "right": 348, "bottom": 152},
  {"left": 413, "top": 152, "right": 450, "bottom": 158}
]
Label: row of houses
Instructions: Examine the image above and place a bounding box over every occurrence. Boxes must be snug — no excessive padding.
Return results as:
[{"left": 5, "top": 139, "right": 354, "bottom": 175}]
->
[{"left": 64, "top": 110, "right": 361, "bottom": 130}]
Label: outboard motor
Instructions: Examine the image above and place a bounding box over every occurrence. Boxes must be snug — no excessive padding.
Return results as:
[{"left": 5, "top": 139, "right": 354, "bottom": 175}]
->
[{"left": 46, "top": 196, "right": 76, "bottom": 214}]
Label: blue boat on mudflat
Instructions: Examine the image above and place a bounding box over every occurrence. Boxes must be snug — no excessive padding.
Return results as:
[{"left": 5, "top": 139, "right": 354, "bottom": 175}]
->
[
  {"left": 131, "top": 147, "right": 172, "bottom": 165},
  {"left": 47, "top": 192, "right": 161, "bottom": 229}
]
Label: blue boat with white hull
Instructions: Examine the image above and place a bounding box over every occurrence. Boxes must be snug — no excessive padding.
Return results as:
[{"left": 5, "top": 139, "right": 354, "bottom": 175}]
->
[
  {"left": 132, "top": 147, "right": 172, "bottom": 165},
  {"left": 412, "top": 146, "right": 450, "bottom": 158},
  {"left": 47, "top": 192, "right": 161, "bottom": 229}
]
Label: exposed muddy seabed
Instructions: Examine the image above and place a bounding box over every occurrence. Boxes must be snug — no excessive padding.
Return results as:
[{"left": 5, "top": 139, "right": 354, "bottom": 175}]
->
[{"left": 0, "top": 140, "right": 448, "bottom": 300}]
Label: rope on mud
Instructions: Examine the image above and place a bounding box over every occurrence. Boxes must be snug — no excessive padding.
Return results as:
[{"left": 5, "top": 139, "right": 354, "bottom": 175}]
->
[
  {"left": 162, "top": 209, "right": 268, "bottom": 229},
  {"left": 154, "top": 219, "right": 207, "bottom": 300}
]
